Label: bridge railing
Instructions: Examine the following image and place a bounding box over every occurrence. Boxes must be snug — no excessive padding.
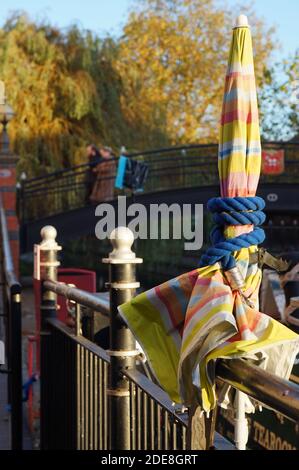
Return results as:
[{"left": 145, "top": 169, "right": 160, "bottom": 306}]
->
[
  {"left": 19, "top": 142, "right": 299, "bottom": 223},
  {"left": 20, "top": 145, "right": 219, "bottom": 222},
  {"left": 35, "top": 225, "right": 299, "bottom": 450},
  {"left": 0, "top": 197, "right": 22, "bottom": 449}
]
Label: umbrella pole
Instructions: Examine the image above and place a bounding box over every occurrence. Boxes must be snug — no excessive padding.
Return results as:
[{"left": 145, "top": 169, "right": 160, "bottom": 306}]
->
[{"left": 234, "top": 390, "right": 248, "bottom": 449}]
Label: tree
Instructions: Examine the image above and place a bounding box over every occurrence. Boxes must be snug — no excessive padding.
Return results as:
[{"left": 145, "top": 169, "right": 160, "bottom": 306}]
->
[
  {"left": 259, "top": 51, "right": 299, "bottom": 141},
  {"left": 0, "top": 13, "right": 169, "bottom": 176},
  {"left": 0, "top": 4, "right": 279, "bottom": 177},
  {"left": 116, "top": 0, "right": 276, "bottom": 143},
  {"left": 0, "top": 15, "right": 96, "bottom": 174}
]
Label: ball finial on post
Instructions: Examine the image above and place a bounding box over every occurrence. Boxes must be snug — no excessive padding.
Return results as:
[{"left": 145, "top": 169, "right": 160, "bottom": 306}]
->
[
  {"left": 102, "top": 226, "right": 142, "bottom": 449},
  {"left": 103, "top": 226, "right": 142, "bottom": 264},
  {"left": 34, "top": 225, "right": 61, "bottom": 281},
  {"left": 109, "top": 227, "right": 135, "bottom": 261},
  {"left": 40, "top": 225, "right": 61, "bottom": 250}
]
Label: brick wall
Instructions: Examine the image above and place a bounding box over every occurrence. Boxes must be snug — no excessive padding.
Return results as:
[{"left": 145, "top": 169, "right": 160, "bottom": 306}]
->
[{"left": 0, "top": 155, "right": 19, "bottom": 275}]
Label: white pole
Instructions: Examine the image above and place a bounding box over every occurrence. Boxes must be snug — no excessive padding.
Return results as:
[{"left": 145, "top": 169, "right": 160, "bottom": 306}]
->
[
  {"left": 232, "top": 13, "right": 250, "bottom": 450},
  {"left": 234, "top": 390, "right": 249, "bottom": 450}
]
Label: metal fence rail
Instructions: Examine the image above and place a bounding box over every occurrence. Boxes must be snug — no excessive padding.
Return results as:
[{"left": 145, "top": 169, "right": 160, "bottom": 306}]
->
[
  {"left": 0, "top": 199, "right": 22, "bottom": 449},
  {"left": 125, "top": 368, "right": 187, "bottom": 450},
  {"left": 44, "top": 318, "right": 188, "bottom": 450},
  {"left": 37, "top": 226, "right": 193, "bottom": 450},
  {"left": 217, "top": 358, "right": 299, "bottom": 423},
  {"left": 45, "top": 319, "right": 109, "bottom": 449},
  {"left": 44, "top": 280, "right": 110, "bottom": 318}
]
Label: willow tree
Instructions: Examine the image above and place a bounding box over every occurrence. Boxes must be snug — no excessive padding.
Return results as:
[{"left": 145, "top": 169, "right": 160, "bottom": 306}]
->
[
  {"left": 116, "top": 0, "right": 276, "bottom": 143},
  {"left": 0, "top": 14, "right": 151, "bottom": 176},
  {"left": 0, "top": 16, "right": 86, "bottom": 173}
]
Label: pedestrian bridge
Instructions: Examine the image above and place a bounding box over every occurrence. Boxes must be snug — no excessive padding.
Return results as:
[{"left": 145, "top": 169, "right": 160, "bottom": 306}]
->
[{"left": 19, "top": 142, "right": 299, "bottom": 257}]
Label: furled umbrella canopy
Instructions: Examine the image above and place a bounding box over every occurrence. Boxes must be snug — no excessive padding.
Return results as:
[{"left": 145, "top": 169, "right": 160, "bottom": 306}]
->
[{"left": 119, "top": 16, "right": 299, "bottom": 413}]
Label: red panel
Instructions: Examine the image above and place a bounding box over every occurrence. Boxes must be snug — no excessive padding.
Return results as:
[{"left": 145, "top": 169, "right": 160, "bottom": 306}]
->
[
  {"left": 33, "top": 268, "right": 96, "bottom": 373},
  {"left": 34, "top": 268, "right": 96, "bottom": 331},
  {"left": 56, "top": 268, "right": 96, "bottom": 323},
  {"left": 262, "top": 149, "right": 285, "bottom": 175}
]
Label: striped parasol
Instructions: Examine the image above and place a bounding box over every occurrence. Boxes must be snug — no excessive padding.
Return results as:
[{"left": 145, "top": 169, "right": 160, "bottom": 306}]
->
[{"left": 119, "top": 15, "right": 299, "bottom": 416}]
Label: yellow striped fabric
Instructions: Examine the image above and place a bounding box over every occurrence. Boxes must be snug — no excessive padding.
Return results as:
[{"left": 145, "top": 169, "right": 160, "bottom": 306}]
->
[{"left": 119, "top": 23, "right": 299, "bottom": 412}]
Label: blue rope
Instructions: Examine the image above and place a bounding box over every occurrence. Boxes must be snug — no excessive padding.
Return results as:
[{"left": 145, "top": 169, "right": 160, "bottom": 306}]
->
[{"left": 199, "top": 196, "right": 265, "bottom": 270}]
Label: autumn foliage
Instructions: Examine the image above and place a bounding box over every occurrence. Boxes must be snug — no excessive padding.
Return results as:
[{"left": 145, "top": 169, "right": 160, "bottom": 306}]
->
[{"left": 0, "top": 1, "right": 284, "bottom": 176}]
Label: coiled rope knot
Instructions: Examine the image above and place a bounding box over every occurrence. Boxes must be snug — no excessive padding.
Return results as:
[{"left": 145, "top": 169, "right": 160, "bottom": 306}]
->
[{"left": 199, "top": 196, "right": 266, "bottom": 271}]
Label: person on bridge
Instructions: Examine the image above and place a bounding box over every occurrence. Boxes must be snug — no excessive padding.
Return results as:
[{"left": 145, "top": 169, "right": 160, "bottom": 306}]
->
[
  {"left": 86, "top": 144, "right": 101, "bottom": 203},
  {"left": 90, "top": 145, "right": 116, "bottom": 203}
]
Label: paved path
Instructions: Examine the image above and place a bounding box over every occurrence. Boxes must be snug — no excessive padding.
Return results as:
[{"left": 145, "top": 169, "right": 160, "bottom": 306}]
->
[
  {"left": 0, "top": 290, "right": 10, "bottom": 450},
  {"left": 0, "top": 285, "right": 33, "bottom": 450},
  {"left": 0, "top": 373, "right": 10, "bottom": 449}
]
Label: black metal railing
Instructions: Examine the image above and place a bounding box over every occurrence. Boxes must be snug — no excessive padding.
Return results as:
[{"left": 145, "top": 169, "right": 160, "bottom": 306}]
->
[
  {"left": 45, "top": 319, "right": 109, "bottom": 449},
  {"left": 40, "top": 277, "right": 189, "bottom": 450},
  {"left": 40, "top": 279, "right": 299, "bottom": 450},
  {"left": 36, "top": 225, "right": 299, "bottom": 450},
  {"left": 0, "top": 198, "right": 22, "bottom": 449},
  {"left": 44, "top": 317, "right": 188, "bottom": 450},
  {"left": 216, "top": 359, "right": 299, "bottom": 423},
  {"left": 19, "top": 142, "right": 299, "bottom": 223},
  {"left": 124, "top": 368, "right": 188, "bottom": 450}
]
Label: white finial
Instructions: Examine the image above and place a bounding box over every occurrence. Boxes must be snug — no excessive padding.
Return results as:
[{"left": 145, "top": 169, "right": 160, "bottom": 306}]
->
[
  {"left": 234, "top": 14, "right": 249, "bottom": 28},
  {"left": 109, "top": 227, "right": 136, "bottom": 261},
  {"left": 102, "top": 226, "right": 142, "bottom": 264},
  {"left": 40, "top": 225, "right": 61, "bottom": 250}
]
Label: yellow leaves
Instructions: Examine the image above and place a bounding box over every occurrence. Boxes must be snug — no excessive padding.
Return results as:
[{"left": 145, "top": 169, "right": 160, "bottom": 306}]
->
[
  {"left": 117, "top": 0, "right": 275, "bottom": 144},
  {"left": 59, "top": 70, "right": 96, "bottom": 120},
  {"left": 0, "top": 4, "right": 278, "bottom": 176},
  {"left": 0, "top": 16, "right": 110, "bottom": 174}
]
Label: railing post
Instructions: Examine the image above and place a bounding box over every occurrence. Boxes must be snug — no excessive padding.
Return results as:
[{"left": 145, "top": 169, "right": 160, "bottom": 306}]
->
[
  {"left": 0, "top": 199, "right": 23, "bottom": 449},
  {"left": 9, "top": 284, "right": 22, "bottom": 450},
  {"left": 234, "top": 390, "right": 249, "bottom": 450},
  {"left": 103, "top": 227, "right": 142, "bottom": 450},
  {"left": 36, "top": 225, "right": 61, "bottom": 449},
  {"left": 19, "top": 173, "right": 27, "bottom": 223},
  {"left": 187, "top": 402, "right": 217, "bottom": 450}
]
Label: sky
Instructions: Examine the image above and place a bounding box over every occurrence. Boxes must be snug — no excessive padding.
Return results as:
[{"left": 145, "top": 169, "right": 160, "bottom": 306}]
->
[{"left": 0, "top": 0, "right": 298, "bottom": 59}]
